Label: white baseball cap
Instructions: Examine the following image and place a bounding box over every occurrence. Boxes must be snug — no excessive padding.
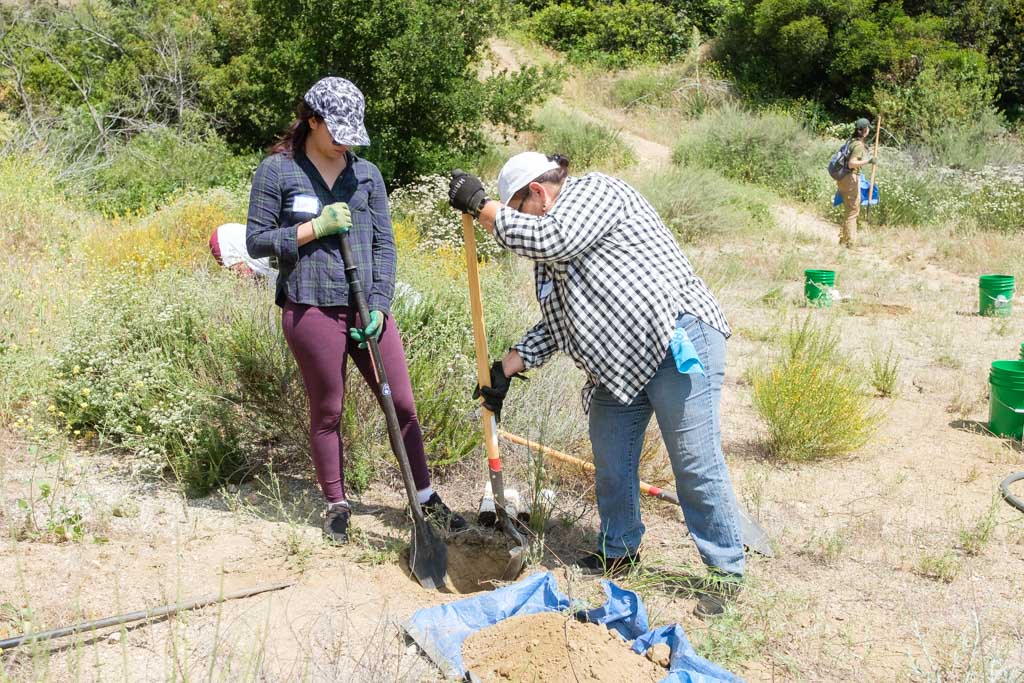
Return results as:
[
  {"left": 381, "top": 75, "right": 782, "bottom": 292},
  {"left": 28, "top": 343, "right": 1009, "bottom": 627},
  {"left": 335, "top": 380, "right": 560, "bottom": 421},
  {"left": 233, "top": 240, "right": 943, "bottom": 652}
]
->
[{"left": 497, "top": 152, "right": 561, "bottom": 204}]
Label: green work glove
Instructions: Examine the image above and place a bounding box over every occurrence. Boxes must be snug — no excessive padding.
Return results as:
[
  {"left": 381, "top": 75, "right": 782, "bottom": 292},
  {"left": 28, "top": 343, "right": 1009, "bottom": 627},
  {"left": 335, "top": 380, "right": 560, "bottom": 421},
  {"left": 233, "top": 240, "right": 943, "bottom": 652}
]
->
[
  {"left": 350, "top": 310, "right": 384, "bottom": 349},
  {"left": 311, "top": 202, "right": 352, "bottom": 239}
]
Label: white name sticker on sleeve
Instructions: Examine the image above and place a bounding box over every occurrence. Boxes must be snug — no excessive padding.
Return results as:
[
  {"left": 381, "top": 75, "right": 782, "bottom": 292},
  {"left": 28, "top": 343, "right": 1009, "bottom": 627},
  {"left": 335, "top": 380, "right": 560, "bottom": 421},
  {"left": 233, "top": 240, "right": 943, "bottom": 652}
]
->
[{"left": 292, "top": 195, "right": 320, "bottom": 214}]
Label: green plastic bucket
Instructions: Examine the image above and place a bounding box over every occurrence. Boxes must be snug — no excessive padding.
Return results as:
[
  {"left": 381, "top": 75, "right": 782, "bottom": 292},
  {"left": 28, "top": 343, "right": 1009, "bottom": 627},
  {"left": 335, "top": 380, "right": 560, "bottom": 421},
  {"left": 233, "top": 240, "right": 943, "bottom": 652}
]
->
[
  {"left": 989, "top": 360, "right": 1024, "bottom": 439},
  {"left": 805, "top": 269, "right": 836, "bottom": 307},
  {"left": 979, "top": 274, "right": 1014, "bottom": 317}
]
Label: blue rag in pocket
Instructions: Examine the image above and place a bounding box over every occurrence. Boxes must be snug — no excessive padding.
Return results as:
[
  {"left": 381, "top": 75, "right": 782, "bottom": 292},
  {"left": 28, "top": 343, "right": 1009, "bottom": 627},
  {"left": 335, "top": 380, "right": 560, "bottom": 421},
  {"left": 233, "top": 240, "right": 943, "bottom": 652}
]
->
[{"left": 670, "top": 325, "right": 705, "bottom": 376}]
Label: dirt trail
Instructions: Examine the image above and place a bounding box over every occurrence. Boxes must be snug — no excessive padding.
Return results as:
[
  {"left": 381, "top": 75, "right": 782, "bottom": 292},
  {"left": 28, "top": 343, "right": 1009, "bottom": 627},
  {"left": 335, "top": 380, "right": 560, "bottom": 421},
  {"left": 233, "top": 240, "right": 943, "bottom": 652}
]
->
[
  {"left": 489, "top": 39, "right": 672, "bottom": 169},
  {"left": 491, "top": 37, "right": 983, "bottom": 297}
]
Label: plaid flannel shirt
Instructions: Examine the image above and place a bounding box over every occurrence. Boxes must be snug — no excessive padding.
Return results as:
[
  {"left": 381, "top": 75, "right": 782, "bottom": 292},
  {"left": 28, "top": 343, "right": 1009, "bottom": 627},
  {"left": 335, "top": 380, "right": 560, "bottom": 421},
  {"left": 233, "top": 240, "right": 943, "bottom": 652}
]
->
[
  {"left": 246, "top": 151, "right": 396, "bottom": 313},
  {"left": 494, "top": 172, "right": 731, "bottom": 411}
]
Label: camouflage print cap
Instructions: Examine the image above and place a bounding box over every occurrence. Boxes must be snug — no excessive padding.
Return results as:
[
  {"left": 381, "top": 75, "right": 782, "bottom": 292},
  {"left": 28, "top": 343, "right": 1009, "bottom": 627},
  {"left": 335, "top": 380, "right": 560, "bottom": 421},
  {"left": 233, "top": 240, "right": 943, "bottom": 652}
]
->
[
  {"left": 854, "top": 117, "right": 871, "bottom": 132},
  {"left": 303, "top": 77, "right": 370, "bottom": 147}
]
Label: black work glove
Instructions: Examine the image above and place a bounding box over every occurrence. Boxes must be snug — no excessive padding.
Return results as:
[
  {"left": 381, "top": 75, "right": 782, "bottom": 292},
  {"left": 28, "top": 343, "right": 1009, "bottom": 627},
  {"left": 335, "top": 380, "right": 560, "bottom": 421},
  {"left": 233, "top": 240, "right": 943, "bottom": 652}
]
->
[
  {"left": 448, "top": 169, "right": 488, "bottom": 217},
  {"left": 473, "top": 360, "right": 526, "bottom": 423}
]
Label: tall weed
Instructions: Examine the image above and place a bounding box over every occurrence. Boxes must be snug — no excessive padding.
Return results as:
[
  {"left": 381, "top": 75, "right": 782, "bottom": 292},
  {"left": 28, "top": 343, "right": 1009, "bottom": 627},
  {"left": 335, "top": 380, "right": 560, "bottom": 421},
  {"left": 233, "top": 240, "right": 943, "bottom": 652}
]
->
[
  {"left": 753, "top": 317, "right": 878, "bottom": 461},
  {"left": 533, "top": 106, "right": 635, "bottom": 171},
  {"left": 628, "top": 167, "right": 774, "bottom": 241},
  {"left": 673, "top": 106, "right": 834, "bottom": 204}
]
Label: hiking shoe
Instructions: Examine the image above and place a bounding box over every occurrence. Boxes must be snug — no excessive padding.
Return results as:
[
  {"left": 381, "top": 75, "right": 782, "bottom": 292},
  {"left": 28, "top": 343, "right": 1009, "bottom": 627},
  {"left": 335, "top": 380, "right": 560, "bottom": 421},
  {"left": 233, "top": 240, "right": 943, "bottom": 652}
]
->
[
  {"left": 421, "top": 493, "right": 468, "bottom": 532},
  {"left": 693, "top": 578, "right": 742, "bottom": 619},
  {"left": 323, "top": 502, "right": 351, "bottom": 545},
  {"left": 571, "top": 550, "right": 641, "bottom": 576}
]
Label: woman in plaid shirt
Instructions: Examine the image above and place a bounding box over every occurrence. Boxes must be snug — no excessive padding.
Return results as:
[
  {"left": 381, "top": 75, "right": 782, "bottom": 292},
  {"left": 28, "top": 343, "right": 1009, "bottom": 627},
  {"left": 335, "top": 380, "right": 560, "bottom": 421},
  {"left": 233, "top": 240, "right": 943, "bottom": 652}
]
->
[
  {"left": 450, "top": 153, "right": 745, "bottom": 617},
  {"left": 246, "top": 77, "right": 466, "bottom": 545}
]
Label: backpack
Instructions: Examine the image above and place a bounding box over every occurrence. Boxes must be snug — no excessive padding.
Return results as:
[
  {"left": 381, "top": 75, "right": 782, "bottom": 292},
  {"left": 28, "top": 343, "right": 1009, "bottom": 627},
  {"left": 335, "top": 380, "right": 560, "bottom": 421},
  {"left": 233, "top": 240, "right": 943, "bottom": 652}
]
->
[{"left": 827, "top": 138, "right": 854, "bottom": 181}]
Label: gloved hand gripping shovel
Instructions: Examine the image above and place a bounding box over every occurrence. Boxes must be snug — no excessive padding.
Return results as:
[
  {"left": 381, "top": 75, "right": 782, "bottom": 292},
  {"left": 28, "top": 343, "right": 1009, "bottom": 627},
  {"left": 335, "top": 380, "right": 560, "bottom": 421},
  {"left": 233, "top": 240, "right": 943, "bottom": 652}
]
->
[
  {"left": 338, "top": 233, "right": 447, "bottom": 590},
  {"left": 461, "top": 212, "right": 527, "bottom": 580}
]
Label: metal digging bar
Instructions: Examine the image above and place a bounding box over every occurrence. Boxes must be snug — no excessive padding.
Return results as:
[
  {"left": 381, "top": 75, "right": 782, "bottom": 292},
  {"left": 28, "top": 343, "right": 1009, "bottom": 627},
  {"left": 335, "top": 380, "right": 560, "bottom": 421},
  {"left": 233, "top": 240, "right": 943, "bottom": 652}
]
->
[
  {"left": 0, "top": 582, "right": 293, "bottom": 652},
  {"left": 338, "top": 232, "right": 448, "bottom": 591}
]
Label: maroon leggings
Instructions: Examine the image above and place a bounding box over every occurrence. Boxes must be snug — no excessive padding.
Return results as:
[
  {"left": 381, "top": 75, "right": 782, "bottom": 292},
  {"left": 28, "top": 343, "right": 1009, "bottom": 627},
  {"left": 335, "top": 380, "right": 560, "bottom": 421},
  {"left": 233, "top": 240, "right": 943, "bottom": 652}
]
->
[{"left": 281, "top": 300, "right": 431, "bottom": 503}]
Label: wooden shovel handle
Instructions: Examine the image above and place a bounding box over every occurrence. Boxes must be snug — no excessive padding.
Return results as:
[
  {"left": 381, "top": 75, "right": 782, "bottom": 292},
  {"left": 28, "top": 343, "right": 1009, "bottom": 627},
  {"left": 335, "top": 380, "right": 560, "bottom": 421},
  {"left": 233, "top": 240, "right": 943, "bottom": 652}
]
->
[
  {"left": 867, "top": 113, "right": 882, "bottom": 204},
  {"left": 461, "top": 213, "right": 506, "bottom": 498}
]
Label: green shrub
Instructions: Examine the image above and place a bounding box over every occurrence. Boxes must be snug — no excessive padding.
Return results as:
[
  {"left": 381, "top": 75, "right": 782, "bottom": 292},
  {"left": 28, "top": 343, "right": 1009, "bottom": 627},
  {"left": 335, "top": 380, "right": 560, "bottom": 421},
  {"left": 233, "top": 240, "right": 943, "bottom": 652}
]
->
[
  {"left": 913, "top": 114, "right": 1023, "bottom": 170},
  {"left": 48, "top": 270, "right": 303, "bottom": 496},
  {"left": 869, "top": 344, "right": 900, "bottom": 397},
  {"left": 752, "top": 317, "right": 878, "bottom": 461},
  {"left": 528, "top": 1, "right": 691, "bottom": 67},
  {"left": 0, "top": 0, "right": 557, "bottom": 188},
  {"left": 672, "top": 106, "right": 834, "bottom": 204},
  {"left": 716, "top": 0, "right": 1006, "bottom": 140},
  {"left": 629, "top": 167, "right": 774, "bottom": 241},
  {"left": 533, "top": 106, "right": 636, "bottom": 171},
  {"left": 201, "top": 0, "right": 558, "bottom": 183},
  {"left": 960, "top": 173, "right": 1024, "bottom": 233},
  {"left": 874, "top": 49, "right": 999, "bottom": 144},
  {"left": 610, "top": 71, "right": 681, "bottom": 109},
  {"left": 857, "top": 163, "right": 945, "bottom": 227},
  {"left": 607, "top": 42, "right": 735, "bottom": 118},
  {"left": 85, "top": 127, "right": 257, "bottom": 215}
]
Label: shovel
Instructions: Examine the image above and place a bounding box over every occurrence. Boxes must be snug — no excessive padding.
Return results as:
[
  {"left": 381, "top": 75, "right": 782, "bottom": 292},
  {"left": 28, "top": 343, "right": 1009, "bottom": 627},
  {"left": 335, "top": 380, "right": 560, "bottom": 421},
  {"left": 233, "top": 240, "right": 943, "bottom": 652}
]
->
[
  {"left": 338, "top": 233, "right": 447, "bottom": 590},
  {"left": 460, "top": 212, "right": 527, "bottom": 580},
  {"left": 499, "top": 430, "right": 775, "bottom": 558}
]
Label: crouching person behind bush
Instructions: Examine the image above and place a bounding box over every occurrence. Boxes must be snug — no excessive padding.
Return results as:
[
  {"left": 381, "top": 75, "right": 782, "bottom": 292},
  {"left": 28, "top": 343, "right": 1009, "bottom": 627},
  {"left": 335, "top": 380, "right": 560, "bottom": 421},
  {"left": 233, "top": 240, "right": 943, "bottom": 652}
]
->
[
  {"left": 245, "top": 76, "right": 466, "bottom": 544},
  {"left": 209, "top": 223, "right": 276, "bottom": 277},
  {"left": 449, "top": 153, "right": 745, "bottom": 618}
]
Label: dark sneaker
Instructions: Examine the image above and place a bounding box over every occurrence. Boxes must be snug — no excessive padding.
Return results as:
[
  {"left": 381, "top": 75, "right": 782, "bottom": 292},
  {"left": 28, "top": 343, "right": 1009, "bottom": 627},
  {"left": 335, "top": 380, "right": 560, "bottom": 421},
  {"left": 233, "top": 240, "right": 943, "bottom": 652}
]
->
[
  {"left": 693, "top": 577, "right": 742, "bottom": 619},
  {"left": 421, "top": 493, "right": 468, "bottom": 532},
  {"left": 323, "top": 502, "right": 351, "bottom": 545},
  {"left": 571, "top": 550, "right": 641, "bottom": 576}
]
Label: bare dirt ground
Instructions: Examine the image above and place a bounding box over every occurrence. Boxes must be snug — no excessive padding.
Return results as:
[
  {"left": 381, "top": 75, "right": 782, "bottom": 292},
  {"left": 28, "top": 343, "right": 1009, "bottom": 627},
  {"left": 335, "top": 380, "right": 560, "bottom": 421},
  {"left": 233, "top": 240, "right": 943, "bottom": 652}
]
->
[{"left": 3, "top": 39, "right": 1024, "bottom": 683}]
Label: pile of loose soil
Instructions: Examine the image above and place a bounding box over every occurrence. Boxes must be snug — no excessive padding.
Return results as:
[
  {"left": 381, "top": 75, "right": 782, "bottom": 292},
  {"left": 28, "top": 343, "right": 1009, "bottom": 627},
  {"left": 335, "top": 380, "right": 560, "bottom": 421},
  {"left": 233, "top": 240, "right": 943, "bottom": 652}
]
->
[{"left": 461, "top": 611, "right": 667, "bottom": 682}]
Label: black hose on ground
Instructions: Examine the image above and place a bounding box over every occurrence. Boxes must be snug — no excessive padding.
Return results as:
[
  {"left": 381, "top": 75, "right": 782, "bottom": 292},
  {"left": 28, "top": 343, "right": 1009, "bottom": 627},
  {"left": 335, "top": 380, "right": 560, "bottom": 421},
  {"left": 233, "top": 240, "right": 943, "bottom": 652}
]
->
[{"left": 1000, "top": 472, "right": 1024, "bottom": 514}]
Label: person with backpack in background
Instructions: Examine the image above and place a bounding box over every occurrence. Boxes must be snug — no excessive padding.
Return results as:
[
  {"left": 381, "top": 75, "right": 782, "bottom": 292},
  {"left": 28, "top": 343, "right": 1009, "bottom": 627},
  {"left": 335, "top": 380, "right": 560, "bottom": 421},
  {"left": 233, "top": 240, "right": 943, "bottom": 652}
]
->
[{"left": 829, "top": 118, "right": 876, "bottom": 248}]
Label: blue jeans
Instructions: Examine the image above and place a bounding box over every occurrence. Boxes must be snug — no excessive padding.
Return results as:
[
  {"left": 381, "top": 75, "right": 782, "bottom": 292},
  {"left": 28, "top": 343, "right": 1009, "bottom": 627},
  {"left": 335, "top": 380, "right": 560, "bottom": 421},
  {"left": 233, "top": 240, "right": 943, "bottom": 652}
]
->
[{"left": 588, "top": 313, "right": 745, "bottom": 576}]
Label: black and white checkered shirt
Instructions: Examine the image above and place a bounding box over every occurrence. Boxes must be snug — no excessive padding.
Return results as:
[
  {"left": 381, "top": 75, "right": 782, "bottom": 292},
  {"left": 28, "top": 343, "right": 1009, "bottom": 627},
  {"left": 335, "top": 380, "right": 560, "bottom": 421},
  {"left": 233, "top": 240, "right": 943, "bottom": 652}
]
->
[{"left": 494, "top": 173, "right": 731, "bottom": 411}]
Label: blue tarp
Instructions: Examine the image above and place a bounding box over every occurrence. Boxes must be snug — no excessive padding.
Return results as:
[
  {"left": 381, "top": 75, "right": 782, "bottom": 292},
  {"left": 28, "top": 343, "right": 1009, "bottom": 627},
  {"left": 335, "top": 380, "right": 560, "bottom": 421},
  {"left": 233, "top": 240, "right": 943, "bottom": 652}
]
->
[
  {"left": 404, "top": 571, "right": 742, "bottom": 682},
  {"left": 833, "top": 174, "right": 879, "bottom": 207}
]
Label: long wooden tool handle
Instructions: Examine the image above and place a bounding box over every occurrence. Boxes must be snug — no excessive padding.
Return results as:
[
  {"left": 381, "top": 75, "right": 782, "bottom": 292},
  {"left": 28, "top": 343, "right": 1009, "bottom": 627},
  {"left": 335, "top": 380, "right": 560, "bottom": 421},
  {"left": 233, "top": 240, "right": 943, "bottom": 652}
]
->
[
  {"left": 461, "top": 213, "right": 508, "bottom": 511},
  {"left": 498, "top": 430, "right": 679, "bottom": 505},
  {"left": 867, "top": 113, "right": 882, "bottom": 207}
]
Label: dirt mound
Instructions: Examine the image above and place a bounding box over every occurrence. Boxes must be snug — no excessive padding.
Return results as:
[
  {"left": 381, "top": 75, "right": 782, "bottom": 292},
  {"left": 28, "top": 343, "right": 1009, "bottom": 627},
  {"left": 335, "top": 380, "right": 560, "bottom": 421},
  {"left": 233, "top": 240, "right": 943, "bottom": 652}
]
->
[{"left": 461, "top": 611, "right": 666, "bottom": 682}]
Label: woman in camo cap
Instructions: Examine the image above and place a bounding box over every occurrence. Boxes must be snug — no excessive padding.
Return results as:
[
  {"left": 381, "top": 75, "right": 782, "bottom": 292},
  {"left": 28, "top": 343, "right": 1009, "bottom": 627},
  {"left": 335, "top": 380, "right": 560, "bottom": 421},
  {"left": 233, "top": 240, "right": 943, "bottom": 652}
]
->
[{"left": 246, "top": 76, "right": 467, "bottom": 544}]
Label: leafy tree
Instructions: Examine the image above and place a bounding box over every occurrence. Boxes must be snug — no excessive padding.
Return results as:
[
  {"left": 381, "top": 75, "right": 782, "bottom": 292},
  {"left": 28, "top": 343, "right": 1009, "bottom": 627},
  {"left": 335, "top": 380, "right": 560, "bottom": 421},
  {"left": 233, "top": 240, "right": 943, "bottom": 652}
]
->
[
  {"left": 199, "top": 0, "right": 559, "bottom": 183},
  {"left": 715, "top": 0, "right": 1003, "bottom": 138},
  {"left": 527, "top": 0, "right": 693, "bottom": 66}
]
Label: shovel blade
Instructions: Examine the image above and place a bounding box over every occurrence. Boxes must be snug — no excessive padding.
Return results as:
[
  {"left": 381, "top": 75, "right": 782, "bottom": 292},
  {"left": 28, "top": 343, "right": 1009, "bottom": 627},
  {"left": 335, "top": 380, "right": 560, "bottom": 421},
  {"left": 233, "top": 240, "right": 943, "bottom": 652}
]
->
[
  {"left": 409, "top": 517, "right": 448, "bottom": 591},
  {"left": 496, "top": 507, "right": 527, "bottom": 582},
  {"left": 738, "top": 507, "right": 774, "bottom": 558}
]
